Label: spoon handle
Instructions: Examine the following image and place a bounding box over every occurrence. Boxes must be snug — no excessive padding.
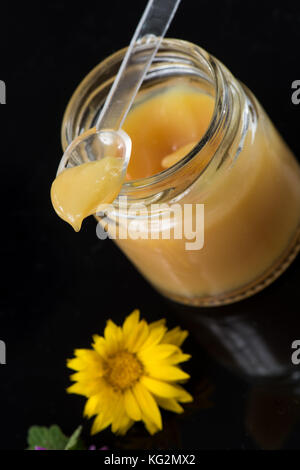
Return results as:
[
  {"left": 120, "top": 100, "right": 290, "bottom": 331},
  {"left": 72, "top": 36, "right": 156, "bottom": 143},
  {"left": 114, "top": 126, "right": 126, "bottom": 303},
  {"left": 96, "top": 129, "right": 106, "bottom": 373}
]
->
[{"left": 95, "top": 0, "right": 181, "bottom": 131}]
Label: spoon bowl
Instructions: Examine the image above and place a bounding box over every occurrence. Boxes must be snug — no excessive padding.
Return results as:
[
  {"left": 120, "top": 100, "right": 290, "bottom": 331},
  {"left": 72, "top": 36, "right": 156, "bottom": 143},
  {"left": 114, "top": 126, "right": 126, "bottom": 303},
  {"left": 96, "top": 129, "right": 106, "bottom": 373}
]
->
[{"left": 57, "top": 128, "right": 132, "bottom": 178}]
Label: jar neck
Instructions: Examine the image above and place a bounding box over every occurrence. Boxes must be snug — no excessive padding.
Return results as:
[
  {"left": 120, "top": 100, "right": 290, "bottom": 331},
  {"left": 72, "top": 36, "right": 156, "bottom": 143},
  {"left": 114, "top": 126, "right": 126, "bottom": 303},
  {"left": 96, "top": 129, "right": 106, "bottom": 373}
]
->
[{"left": 62, "top": 38, "right": 254, "bottom": 206}]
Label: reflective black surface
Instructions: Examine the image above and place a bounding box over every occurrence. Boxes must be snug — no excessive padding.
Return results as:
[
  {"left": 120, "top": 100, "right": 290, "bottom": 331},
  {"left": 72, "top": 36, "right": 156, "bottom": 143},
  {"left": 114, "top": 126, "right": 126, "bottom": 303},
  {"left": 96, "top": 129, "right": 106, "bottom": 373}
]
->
[{"left": 1, "top": 0, "right": 300, "bottom": 450}]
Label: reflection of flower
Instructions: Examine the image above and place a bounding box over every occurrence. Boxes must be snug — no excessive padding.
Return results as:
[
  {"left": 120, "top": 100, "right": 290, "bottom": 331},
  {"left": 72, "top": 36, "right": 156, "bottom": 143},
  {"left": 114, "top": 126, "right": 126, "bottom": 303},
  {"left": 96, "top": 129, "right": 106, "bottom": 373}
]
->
[{"left": 67, "top": 310, "right": 192, "bottom": 436}]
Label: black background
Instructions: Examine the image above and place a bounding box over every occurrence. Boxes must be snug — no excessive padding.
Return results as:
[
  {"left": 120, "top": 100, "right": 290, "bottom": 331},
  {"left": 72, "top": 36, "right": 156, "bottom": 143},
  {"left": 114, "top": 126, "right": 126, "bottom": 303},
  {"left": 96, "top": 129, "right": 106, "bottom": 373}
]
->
[{"left": 1, "top": 0, "right": 300, "bottom": 451}]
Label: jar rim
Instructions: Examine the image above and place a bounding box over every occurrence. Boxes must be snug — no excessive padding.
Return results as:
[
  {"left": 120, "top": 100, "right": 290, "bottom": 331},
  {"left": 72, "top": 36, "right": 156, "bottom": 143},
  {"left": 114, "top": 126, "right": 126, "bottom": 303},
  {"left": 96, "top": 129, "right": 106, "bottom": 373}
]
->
[{"left": 61, "top": 38, "right": 229, "bottom": 201}]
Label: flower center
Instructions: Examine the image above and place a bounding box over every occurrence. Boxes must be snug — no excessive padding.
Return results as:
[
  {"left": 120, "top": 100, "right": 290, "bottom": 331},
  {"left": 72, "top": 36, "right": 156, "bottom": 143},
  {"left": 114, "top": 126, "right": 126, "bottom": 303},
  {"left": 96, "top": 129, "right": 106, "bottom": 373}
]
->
[{"left": 104, "top": 350, "right": 144, "bottom": 392}]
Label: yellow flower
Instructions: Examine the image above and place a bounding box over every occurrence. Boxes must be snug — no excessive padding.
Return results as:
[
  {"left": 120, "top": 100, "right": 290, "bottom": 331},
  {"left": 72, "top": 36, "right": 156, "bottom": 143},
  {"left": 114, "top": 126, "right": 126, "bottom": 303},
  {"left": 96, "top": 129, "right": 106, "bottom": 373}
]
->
[{"left": 67, "top": 309, "right": 192, "bottom": 436}]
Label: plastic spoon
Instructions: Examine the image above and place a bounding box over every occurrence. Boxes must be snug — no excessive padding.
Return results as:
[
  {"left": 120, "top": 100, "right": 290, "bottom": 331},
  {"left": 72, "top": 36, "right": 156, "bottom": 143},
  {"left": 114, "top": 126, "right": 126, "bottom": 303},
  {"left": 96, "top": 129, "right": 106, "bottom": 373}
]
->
[{"left": 56, "top": 0, "right": 182, "bottom": 176}]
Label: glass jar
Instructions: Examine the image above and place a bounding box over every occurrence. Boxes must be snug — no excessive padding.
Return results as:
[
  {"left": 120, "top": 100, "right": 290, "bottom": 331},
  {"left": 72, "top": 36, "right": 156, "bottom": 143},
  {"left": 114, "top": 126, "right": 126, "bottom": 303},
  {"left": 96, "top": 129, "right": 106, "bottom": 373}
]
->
[{"left": 61, "top": 38, "right": 300, "bottom": 306}]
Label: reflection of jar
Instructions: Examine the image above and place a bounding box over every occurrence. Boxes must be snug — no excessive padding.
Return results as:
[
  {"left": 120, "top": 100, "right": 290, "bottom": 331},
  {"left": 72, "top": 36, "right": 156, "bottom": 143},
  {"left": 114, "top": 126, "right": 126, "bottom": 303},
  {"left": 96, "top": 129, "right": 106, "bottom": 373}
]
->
[{"left": 61, "top": 39, "right": 300, "bottom": 306}]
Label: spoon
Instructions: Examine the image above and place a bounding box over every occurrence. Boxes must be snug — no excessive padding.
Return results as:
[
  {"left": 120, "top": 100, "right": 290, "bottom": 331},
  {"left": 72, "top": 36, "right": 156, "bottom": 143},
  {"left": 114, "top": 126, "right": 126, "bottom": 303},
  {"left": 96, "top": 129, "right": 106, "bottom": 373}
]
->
[{"left": 56, "top": 0, "right": 182, "bottom": 177}]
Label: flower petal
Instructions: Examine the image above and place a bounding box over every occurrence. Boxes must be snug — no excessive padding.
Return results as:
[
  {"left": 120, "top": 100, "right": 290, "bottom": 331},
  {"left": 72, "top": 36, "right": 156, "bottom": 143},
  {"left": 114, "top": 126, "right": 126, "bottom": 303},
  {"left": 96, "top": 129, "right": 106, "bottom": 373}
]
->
[
  {"left": 149, "top": 319, "right": 166, "bottom": 331},
  {"left": 144, "top": 418, "right": 160, "bottom": 435},
  {"left": 141, "top": 376, "right": 186, "bottom": 399},
  {"left": 123, "top": 309, "right": 140, "bottom": 337},
  {"left": 84, "top": 394, "right": 103, "bottom": 418},
  {"left": 91, "top": 410, "right": 113, "bottom": 435},
  {"left": 173, "top": 384, "right": 193, "bottom": 403},
  {"left": 67, "top": 349, "right": 104, "bottom": 371},
  {"left": 138, "top": 326, "right": 167, "bottom": 354},
  {"left": 67, "top": 379, "right": 102, "bottom": 397},
  {"left": 161, "top": 327, "right": 188, "bottom": 347},
  {"left": 104, "top": 320, "right": 123, "bottom": 355},
  {"left": 133, "top": 382, "right": 162, "bottom": 431},
  {"left": 67, "top": 357, "right": 86, "bottom": 371},
  {"left": 111, "top": 396, "right": 126, "bottom": 433},
  {"left": 156, "top": 396, "right": 184, "bottom": 414},
  {"left": 139, "top": 344, "right": 179, "bottom": 363},
  {"left": 90, "top": 387, "right": 119, "bottom": 434},
  {"left": 168, "top": 353, "right": 191, "bottom": 365},
  {"left": 118, "top": 416, "right": 134, "bottom": 435},
  {"left": 125, "top": 320, "right": 149, "bottom": 353},
  {"left": 70, "top": 369, "right": 104, "bottom": 382},
  {"left": 145, "top": 363, "right": 190, "bottom": 382},
  {"left": 92, "top": 335, "right": 108, "bottom": 359},
  {"left": 112, "top": 400, "right": 135, "bottom": 435},
  {"left": 74, "top": 349, "right": 102, "bottom": 361},
  {"left": 124, "top": 388, "right": 142, "bottom": 421}
]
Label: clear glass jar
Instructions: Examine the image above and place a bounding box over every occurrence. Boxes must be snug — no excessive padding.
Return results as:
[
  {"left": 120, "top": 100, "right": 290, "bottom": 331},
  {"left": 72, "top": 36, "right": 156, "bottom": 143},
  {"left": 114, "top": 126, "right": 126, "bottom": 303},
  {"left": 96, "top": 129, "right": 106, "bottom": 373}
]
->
[{"left": 61, "top": 39, "right": 300, "bottom": 306}]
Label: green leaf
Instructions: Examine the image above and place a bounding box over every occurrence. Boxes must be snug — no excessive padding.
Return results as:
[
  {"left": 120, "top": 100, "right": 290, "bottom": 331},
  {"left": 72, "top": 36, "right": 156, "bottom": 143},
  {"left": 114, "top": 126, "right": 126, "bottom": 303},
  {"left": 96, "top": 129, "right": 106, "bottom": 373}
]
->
[
  {"left": 64, "top": 425, "right": 84, "bottom": 450},
  {"left": 27, "top": 425, "right": 69, "bottom": 450}
]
